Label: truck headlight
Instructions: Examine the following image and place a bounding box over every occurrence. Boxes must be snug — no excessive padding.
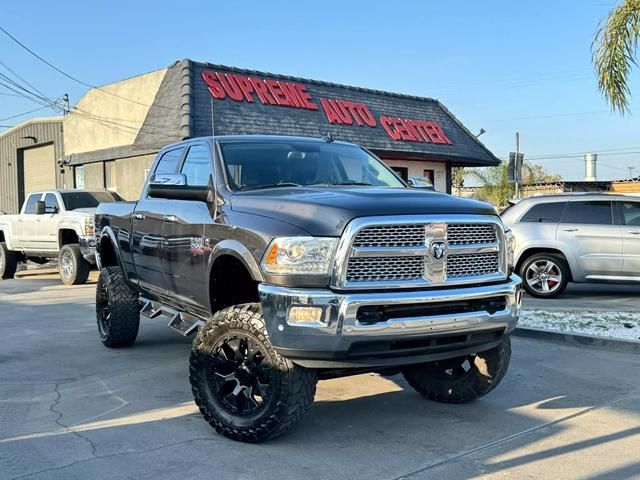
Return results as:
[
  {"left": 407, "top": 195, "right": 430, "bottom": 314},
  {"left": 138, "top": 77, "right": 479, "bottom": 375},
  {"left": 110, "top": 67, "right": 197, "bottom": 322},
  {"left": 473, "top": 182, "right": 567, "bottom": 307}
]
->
[
  {"left": 505, "top": 228, "right": 515, "bottom": 269},
  {"left": 84, "top": 217, "right": 95, "bottom": 236},
  {"left": 262, "top": 237, "right": 337, "bottom": 275}
]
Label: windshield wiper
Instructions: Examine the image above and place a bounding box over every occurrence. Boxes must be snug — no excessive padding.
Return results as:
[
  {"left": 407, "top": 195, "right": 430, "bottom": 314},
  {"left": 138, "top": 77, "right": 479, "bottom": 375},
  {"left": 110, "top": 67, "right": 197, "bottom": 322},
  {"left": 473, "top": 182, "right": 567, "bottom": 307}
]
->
[
  {"left": 247, "top": 182, "right": 301, "bottom": 190},
  {"left": 335, "top": 181, "right": 373, "bottom": 186}
]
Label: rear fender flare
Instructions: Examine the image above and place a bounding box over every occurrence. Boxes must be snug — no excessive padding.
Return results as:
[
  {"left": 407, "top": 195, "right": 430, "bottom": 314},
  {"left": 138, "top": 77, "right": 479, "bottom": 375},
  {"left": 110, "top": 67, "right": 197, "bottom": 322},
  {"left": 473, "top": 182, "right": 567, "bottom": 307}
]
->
[{"left": 97, "top": 226, "right": 126, "bottom": 275}]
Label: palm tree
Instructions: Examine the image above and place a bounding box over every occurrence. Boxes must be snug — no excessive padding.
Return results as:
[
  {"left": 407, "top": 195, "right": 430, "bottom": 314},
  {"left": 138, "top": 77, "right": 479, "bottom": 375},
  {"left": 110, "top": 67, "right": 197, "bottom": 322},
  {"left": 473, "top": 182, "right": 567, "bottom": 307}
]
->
[
  {"left": 466, "top": 163, "right": 514, "bottom": 209},
  {"left": 593, "top": 0, "right": 640, "bottom": 113}
]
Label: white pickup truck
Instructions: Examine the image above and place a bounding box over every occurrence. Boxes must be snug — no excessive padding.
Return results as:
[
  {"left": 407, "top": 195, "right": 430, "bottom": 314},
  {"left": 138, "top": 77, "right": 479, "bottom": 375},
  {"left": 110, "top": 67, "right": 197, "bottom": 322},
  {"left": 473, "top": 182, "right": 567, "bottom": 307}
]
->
[{"left": 0, "top": 189, "right": 123, "bottom": 284}]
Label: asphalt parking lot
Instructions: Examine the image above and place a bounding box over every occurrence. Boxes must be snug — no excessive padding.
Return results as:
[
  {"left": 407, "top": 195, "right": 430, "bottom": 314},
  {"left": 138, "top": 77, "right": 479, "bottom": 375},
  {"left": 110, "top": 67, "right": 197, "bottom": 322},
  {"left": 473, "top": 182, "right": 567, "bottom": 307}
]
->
[
  {"left": 1, "top": 274, "right": 639, "bottom": 480},
  {"left": 523, "top": 283, "right": 640, "bottom": 312}
]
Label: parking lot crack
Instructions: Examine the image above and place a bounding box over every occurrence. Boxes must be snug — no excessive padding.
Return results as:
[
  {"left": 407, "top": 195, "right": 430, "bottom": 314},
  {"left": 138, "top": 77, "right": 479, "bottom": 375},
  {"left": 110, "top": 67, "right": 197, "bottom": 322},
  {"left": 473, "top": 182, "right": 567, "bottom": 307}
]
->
[
  {"left": 49, "top": 382, "right": 99, "bottom": 458},
  {"left": 9, "top": 437, "right": 216, "bottom": 480}
]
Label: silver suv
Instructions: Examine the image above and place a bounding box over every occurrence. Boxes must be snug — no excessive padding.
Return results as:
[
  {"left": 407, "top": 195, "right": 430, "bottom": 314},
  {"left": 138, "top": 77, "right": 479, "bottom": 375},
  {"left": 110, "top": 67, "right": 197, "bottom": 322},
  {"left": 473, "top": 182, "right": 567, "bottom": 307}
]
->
[{"left": 501, "top": 193, "right": 640, "bottom": 298}]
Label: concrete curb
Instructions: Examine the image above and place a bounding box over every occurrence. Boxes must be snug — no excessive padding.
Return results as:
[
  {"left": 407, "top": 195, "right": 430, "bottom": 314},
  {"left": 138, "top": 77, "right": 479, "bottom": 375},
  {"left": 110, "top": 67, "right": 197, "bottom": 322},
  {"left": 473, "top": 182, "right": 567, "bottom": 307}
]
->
[
  {"left": 14, "top": 268, "right": 60, "bottom": 278},
  {"left": 514, "top": 327, "right": 640, "bottom": 354}
]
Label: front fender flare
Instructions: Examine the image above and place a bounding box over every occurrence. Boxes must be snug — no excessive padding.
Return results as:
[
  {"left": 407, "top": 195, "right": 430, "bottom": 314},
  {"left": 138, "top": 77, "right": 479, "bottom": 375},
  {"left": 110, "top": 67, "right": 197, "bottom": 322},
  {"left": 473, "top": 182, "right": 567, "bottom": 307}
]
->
[{"left": 207, "top": 239, "right": 264, "bottom": 285}]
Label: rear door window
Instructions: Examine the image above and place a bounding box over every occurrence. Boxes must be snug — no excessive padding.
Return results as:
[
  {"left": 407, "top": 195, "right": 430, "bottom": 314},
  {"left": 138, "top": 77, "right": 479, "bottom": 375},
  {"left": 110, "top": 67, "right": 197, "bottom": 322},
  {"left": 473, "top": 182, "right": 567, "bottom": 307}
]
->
[
  {"left": 23, "top": 194, "right": 41, "bottom": 214},
  {"left": 154, "top": 148, "right": 184, "bottom": 175},
  {"left": 520, "top": 202, "right": 566, "bottom": 223},
  {"left": 562, "top": 201, "right": 613, "bottom": 225}
]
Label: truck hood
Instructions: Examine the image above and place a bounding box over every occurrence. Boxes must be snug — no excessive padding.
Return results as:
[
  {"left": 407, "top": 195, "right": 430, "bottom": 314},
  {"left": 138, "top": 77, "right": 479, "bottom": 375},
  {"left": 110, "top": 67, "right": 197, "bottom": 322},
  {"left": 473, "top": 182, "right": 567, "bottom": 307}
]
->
[
  {"left": 61, "top": 208, "right": 96, "bottom": 218},
  {"left": 230, "top": 187, "right": 497, "bottom": 236}
]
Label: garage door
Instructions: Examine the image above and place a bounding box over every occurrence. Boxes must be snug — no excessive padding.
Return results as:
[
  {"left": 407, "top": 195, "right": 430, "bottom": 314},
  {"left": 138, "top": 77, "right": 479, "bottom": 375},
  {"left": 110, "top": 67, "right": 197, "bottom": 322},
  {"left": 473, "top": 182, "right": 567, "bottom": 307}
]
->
[{"left": 23, "top": 144, "right": 56, "bottom": 195}]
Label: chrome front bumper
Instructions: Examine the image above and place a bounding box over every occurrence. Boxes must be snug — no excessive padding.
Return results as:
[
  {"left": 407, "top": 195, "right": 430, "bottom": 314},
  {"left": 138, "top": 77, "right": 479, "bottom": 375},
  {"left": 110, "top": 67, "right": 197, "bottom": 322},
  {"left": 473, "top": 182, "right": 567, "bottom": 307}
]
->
[
  {"left": 259, "top": 274, "right": 522, "bottom": 368},
  {"left": 79, "top": 236, "right": 97, "bottom": 264}
]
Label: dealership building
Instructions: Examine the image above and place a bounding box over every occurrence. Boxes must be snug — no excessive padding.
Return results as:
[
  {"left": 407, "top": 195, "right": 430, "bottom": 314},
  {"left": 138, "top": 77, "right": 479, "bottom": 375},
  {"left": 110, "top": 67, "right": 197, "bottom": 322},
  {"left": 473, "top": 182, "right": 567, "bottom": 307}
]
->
[{"left": 0, "top": 59, "right": 500, "bottom": 211}]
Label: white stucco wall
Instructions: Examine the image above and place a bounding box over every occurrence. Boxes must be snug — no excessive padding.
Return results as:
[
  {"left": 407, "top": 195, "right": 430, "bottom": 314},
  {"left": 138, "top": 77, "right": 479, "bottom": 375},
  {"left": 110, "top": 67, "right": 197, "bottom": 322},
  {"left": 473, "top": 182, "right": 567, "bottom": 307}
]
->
[
  {"left": 382, "top": 159, "right": 448, "bottom": 192},
  {"left": 64, "top": 69, "right": 167, "bottom": 155}
]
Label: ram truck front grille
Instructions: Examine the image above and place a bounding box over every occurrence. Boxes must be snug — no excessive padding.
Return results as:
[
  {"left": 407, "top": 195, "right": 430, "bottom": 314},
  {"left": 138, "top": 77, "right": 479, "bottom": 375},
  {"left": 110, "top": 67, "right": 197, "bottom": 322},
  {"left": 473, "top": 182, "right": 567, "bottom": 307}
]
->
[{"left": 337, "top": 217, "right": 506, "bottom": 289}]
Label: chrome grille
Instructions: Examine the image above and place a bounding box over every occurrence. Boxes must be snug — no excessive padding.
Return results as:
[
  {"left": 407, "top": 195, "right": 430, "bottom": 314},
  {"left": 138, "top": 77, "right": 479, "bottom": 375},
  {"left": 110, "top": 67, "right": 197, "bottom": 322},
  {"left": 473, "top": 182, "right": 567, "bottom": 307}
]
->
[
  {"left": 338, "top": 216, "right": 506, "bottom": 289},
  {"left": 447, "top": 224, "right": 496, "bottom": 245},
  {"left": 346, "top": 257, "right": 424, "bottom": 282},
  {"left": 446, "top": 252, "right": 500, "bottom": 278},
  {"left": 353, "top": 225, "right": 425, "bottom": 248}
]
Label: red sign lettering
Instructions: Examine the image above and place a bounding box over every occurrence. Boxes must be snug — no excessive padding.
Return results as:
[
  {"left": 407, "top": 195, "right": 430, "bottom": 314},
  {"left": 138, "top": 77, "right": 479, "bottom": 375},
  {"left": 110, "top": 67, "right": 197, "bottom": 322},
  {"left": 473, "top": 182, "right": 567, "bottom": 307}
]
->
[{"left": 202, "top": 70, "right": 452, "bottom": 146}]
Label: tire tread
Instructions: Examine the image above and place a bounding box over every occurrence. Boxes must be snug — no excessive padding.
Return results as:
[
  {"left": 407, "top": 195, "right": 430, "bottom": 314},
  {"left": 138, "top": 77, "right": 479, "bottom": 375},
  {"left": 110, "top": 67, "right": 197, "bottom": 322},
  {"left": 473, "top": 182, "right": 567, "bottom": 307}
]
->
[
  {"left": 97, "top": 266, "right": 139, "bottom": 348},
  {"left": 189, "top": 303, "right": 317, "bottom": 443}
]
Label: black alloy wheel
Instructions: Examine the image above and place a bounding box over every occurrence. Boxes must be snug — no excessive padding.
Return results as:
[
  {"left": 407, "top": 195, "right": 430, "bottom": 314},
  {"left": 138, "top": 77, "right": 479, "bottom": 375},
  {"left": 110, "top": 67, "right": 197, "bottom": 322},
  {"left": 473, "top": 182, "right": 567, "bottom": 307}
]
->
[
  {"left": 206, "top": 334, "right": 273, "bottom": 417},
  {"left": 190, "top": 303, "right": 317, "bottom": 443}
]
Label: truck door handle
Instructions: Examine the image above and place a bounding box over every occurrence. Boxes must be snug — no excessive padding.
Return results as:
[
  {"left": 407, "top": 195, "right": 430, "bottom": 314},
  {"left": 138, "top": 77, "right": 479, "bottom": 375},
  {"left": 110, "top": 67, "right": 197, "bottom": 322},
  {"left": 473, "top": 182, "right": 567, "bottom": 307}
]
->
[
  {"left": 629, "top": 231, "right": 640, "bottom": 235},
  {"left": 562, "top": 228, "right": 578, "bottom": 232},
  {"left": 163, "top": 215, "right": 177, "bottom": 222},
  {"left": 133, "top": 213, "right": 145, "bottom": 220}
]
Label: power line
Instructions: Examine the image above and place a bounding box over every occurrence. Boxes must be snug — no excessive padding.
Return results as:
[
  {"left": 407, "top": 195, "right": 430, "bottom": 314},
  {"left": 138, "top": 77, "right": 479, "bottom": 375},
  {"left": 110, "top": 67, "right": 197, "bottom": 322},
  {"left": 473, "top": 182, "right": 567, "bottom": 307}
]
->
[
  {"left": 0, "top": 78, "right": 53, "bottom": 107},
  {"left": 0, "top": 105, "right": 51, "bottom": 122},
  {"left": 475, "top": 109, "right": 614, "bottom": 124},
  {"left": 0, "top": 72, "right": 58, "bottom": 108},
  {"left": 0, "top": 24, "right": 179, "bottom": 112},
  {"left": 0, "top": 60, "right": 50, "bottom": 100},
  {"left": 0, "top": 91, "right": 24, "bottom": 97}
]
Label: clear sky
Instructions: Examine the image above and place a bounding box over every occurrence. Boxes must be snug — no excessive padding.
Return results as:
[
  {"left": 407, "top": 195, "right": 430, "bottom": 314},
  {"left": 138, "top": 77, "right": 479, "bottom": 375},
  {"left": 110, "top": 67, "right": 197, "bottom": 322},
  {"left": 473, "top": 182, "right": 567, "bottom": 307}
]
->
[{"left": 1, "top": 0, "right": 638, "bottom": 181}]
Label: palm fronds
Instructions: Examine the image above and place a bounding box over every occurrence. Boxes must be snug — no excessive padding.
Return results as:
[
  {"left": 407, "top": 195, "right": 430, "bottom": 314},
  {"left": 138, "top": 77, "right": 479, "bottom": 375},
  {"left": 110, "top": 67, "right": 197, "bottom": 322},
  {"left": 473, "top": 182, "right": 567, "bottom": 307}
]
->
[{"left": 593, "top": 0, "right": 640, "bottom": 114}]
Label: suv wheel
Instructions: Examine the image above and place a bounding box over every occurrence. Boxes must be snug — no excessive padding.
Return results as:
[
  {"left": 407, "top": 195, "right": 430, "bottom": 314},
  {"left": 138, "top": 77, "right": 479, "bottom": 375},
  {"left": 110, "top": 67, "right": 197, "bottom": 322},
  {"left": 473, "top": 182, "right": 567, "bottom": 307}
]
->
[
  {"left": 0, "top": 242, "right": 18, "bottom": 280},
  {"left": 96, "top": 266, "right": 140, "bottom": 347},
  {"left": 59, "top": 244, "right": 90, "bottom": 285},
  {"left": 402, "top": 336, "right": 511, "bottom": 403},
  {"left": 190, "top": 303, "right": 317, "bottom": 443},
  {"left": 519, "top": 253, "right": 569, "bottom": 298}
]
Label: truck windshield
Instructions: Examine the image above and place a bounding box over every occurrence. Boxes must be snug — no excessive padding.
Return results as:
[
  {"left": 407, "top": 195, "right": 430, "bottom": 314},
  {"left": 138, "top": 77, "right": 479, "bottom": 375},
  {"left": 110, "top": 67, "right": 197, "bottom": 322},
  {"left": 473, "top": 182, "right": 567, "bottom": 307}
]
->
[
  {"left": 61, "top": 191, "right": 123, "bottom": 210},
  {"left": 220, "top": 141, "right": 405, "bottom": 191}
]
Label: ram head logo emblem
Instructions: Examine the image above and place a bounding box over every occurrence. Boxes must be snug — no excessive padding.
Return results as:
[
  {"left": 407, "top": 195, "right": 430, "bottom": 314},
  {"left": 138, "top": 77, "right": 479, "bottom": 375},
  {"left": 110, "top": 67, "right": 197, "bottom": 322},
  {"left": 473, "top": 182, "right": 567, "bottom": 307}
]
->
[{"left": 430, "top": 241, "right": 447, "bottom": 261}]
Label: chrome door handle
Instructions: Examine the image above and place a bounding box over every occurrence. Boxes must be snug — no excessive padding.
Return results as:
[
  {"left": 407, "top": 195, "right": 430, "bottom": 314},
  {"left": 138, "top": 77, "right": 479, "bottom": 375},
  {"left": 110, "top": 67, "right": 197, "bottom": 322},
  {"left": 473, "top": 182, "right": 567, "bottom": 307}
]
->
[
  {"left": 132, "top": 213, "right": 145, "bottom": 220},
  {"left": 163, "top": 215, "right": 177, "bottom": 222},
  {"left": 562, "top": 228, "right": 578, "bottom": 232}
]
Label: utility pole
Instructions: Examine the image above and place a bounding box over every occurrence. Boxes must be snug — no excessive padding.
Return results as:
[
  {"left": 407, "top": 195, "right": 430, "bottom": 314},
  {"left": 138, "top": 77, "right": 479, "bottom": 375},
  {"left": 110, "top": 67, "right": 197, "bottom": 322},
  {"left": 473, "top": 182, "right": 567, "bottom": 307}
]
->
[
  {"left": 62, "top": 93, "right": 69, "bottom": 115},
  {"left": 515, "top": 132, "right": 520, "bottom": 199},
  {"left": 628, "top": 166, "right": 636, "bottom": 179}
]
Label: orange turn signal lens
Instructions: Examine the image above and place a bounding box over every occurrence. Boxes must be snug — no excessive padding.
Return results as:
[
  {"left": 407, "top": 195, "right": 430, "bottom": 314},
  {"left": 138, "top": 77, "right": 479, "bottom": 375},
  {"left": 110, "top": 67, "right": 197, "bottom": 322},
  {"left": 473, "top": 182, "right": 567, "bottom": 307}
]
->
[{"left": 265, "top": 244, "right": 278, "bottom": 264}]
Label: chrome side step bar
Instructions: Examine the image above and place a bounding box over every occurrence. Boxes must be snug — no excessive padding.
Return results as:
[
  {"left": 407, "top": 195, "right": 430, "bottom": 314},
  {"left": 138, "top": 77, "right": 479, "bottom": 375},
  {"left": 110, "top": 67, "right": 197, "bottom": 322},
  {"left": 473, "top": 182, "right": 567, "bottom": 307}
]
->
[{"left": 139, "top": 297, "right": 205, "bottom": 336}]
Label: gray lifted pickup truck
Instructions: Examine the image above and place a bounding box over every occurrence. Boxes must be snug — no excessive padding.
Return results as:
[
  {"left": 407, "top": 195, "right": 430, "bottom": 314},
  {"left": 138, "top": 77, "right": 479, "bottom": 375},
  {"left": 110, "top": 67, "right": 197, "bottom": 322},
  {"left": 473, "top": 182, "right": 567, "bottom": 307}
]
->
[{"left": 95, "top": 135, "right": 522, "bottom": 442}]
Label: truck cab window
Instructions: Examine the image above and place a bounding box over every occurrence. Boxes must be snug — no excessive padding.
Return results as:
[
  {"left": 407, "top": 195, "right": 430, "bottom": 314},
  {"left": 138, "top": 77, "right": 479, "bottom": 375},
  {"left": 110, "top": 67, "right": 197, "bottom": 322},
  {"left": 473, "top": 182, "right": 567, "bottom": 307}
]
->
[
  {"left": 23, "top": 194, "right": 40, "bottom": 214},
  {"left": 181, "top": 145, "right": 213, "bottom": 186},
  {"left": 44, "top": 193, "right": 60, "bottom": 214}
]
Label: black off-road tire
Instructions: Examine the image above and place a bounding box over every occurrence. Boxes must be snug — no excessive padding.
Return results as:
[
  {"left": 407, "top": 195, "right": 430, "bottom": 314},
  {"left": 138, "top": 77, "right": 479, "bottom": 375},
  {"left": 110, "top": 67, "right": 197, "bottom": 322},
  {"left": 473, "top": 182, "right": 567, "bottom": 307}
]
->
[
  {"left": 190, "top": 303, "right": 317, "bottom": 443},
  {"left": 402, "top": 336, "right": 511, "bottom": 404},
  {"left": 96, "top": 266, "right": 140, "bottom": 348},
  {"left": 519, "top": 252, "right": 570, "bottom": 298},
  {"left": 59, "top": 243, "right": 90, "bottom": 285},
  {"left": 0, "top": 242, "right": 18, "bottom": 280}
]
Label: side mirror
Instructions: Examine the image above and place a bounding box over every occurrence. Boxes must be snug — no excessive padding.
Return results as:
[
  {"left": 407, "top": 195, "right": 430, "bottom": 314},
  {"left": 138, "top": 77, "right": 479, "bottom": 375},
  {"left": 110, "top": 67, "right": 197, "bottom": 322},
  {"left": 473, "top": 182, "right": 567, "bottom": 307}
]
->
[
  {"left": 147, "top": 173, "right": 211, "bottom": 202},
  {"left": 35, "top": 200, "right": 45, "bottom": 215}
]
